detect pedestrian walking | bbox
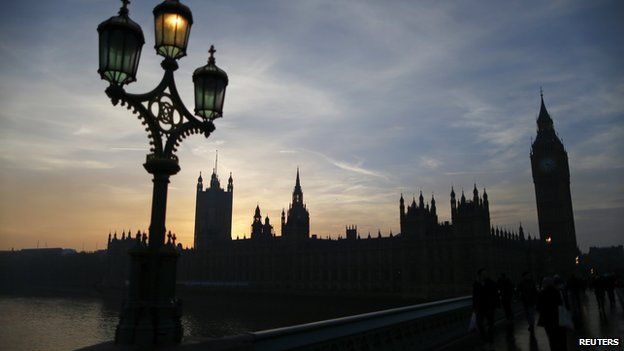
[604,273,616,308]
[537,276,568,351]
[518,271,538,333]
[473,268,499,346]
[498,273,514,321]
[593,274,607,318]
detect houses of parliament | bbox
[109,93,579,299]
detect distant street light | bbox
[97,0,228,346]
[544,235,553,274]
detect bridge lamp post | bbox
[97,0,228,345]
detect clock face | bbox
[539,158,556,173]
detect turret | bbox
[430,194,436,215]
[473,184,479,203]
[251,205,264,239]
[281,208,285,225]
[519,223,525,240]
[197,172,203,192]
[209,171,220,189]
[346,225,357,240]
[399,193,405,215]
[227,172,233,192]
[418,191,424,209]
[450,186,457,221]
[483,188,488,208]
[263,216,273,237]
[460,189,466,204]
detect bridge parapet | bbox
[189,296,474,351]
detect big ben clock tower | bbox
[530,90,578,272]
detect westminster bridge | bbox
[82,288,622,351]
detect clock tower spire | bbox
[530,90,577,273]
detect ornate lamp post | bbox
[97,0,228,345]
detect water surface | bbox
[0,291,418,350]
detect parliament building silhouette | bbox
[108,94,579,299]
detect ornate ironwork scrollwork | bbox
[105,64,215,161]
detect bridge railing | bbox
[186,295,476,351]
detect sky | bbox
[0,0,622,252]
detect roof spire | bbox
[213,150,218,175]
[296,166,300,187]
[537,88,553,131]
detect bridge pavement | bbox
[440,291,623,351]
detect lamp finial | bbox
[119,0,130,16]
[208,45,216,64]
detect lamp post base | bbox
[115,246,182,346]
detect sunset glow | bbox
[0,0,622,252]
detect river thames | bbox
[0,291,419,351]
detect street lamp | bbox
[153,0,193,60]
[97,0,228,346]
[193,45,228,119]
[97,0,144,85]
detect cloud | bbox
[303,149,388,179]
[0,0,622,251]
[420,157,441,170]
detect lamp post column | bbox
[148,173,170,249]
[115,156,182,346]
[145,157,181,250]
[98,1,229,346]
